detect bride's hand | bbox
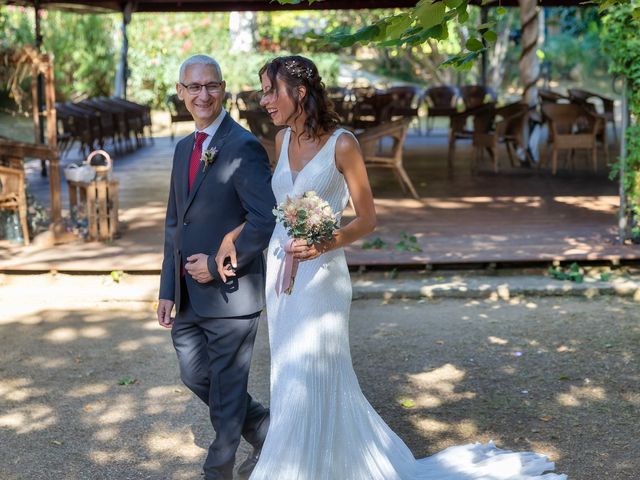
[292,238,333,262]
[215,234,238,282]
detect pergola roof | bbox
[1,0,586,13]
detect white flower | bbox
[201,147,219,172]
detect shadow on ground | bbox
[0,296,638,479]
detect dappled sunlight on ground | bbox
[0,288,638,478]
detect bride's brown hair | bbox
[259,55,341,142]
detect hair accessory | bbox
[284,60,313,80]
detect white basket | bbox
[64,163,96,183]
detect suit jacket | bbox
[159,114,276,317]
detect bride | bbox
[215,55,566,480]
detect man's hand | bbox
[185,253,214,283]
[157,299,175,329]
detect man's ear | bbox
[176,83,185,101]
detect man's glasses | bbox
[180,82,224,95]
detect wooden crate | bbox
[67,179,119,241]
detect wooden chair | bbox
[539,88,569,104]
[0,165,29,245]
[424,85,458,133]
[387,85,424,122]
[166,94,192,140]
[541,103,601,175]
[448,102,495,169]
[241,109,283,169]
[327,86,352,125]
[355,118,418,199]
[351,91,395,129]
[459,85,497,110]
[472,102,531,173]
[568,88,617,142]
[236,90,262,114]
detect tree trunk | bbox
[229,12,256,53]
[490,11,513,93]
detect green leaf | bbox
[477,21,497,30]
[386,15,413,40]
[362,237,388,250]
[482,30,498,43]
[444,0,464,7]
[466,38,484,51]
[496,6,507,15]
[118,377,138,386]
[400,398,416,408]
[416,1,447,30]
[110,270,124,283]
[456,4,469,23]
[353,25,383,44]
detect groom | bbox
[157,54,275,480]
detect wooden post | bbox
[618,77,628,243]
[44,55,62,223]
[108,180,119,242]
[86,183,98,241]
[30,64,40,143]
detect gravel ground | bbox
[0,278,638,479]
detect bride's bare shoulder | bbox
[335,130,361,155]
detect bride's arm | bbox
[293,133,376,261]
[214,222,246,282]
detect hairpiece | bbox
[284,60,313,80]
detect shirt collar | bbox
[196,109,227,138]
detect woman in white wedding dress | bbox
[215,55,566,480]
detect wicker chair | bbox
[568,88,617,142]
[459,85,497,110]
[355,118,418,199]
[166,94,193,140]
[472,102,531,173]
[541,103,601,175]
[241,109,283,169]
[424,85,458,134]
[539,88,570,104]
[0,165,29,245]
[236,90,262,114]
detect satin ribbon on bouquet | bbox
[276,238,299,296]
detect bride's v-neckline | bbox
[286,128,336,185]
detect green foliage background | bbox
[0,6,116,102]
[601,4,640,238]
[0,4,619,110]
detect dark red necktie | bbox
[182,131,208,278]
[189,131,208,191]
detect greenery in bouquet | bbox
[273,191,339,245]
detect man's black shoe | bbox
[237,447,261,479]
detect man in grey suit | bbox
[157,55,274,480]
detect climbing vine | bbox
[600,4,640,239]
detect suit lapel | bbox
[184,114,234,213]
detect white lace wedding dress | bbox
[250,127,567,480]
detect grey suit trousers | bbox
[171,286,269,479]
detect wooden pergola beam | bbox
[1,0,587,13]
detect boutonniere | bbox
[201,147,219,172]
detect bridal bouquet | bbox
[273,191,339,294]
